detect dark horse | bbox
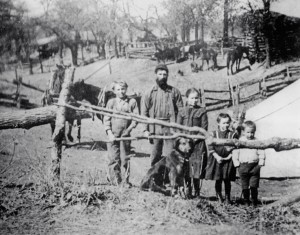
[41,65,109,143]
[226,46,253,75]
[200,48,218,71]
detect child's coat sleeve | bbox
[103,99,114,132]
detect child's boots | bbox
[242,189,251,206]
[250,187,259,206]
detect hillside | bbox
[1,56,300,234]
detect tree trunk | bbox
[70,45,78,66]
[181,24,186,43]
[195,21,199,42]
[101,43,105,57]
[59,42,63,59]
[114,36,119,58]
[51,67,75,181]
[38,55,43,73]
[201,17,205,43]
[96,44,101,57]
[81,43,84,62]
[265,37,271,68]
[29,58,33,75]
[186,25,190,42]
[263,0,272,68]
[223,0,229,47]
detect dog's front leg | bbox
[169,169,177,197]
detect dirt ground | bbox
[1,55,300,234]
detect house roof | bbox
[271,0,300,18]
[36,35,57,46]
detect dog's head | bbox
[174,137,194,155]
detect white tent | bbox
[246,79,300,178]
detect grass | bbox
[1,55,300,234]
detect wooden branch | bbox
[75,101,208,137]
[13,79,44,93]
[110,133,206,142]
[204,89,230,93]
[266,190,300,208]
[207,137,300,152]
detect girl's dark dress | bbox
[205,130,236,181]
[177,106,208,179]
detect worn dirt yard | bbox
[1,55,300,234]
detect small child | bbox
[232,121,265,206]
[177,88,208,198]
[205,113,236,204]
[104,81,139,187]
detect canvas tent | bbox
[246,79,300,178]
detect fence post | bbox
[260,77,267,98]
[232,85,240,106]
[200,88,206,107]
[286,66,291,81]
[108,58,112,74]
[50,67,75,182]
[227,77,233,106]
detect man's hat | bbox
[155,64,169,74]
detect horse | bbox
[200,48,218,71]
[226,46,252,75]
[42,65,107,143]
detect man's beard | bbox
[156,78,167,88]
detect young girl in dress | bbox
[205,113,236,204]
[177,88,208,197]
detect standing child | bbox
[205,113,236,204]
[104,81,139,187]
[232,121,265,206]
[177,88,208,198]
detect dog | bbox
[190,62,202,73]
[140,137,194,198]
[177,70,184,76]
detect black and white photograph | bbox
[1,0,300,234]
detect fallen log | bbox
[266,190,300,208]
[0,105,57,130]
[0,105,90,130]
[207,137,300,152]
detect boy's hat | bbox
[155,64,169,74]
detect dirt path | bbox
[1,57,300,234]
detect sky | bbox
[22,0,165,17]
[22,0,300,19]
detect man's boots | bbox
[242,189,251,206]
[250,187,259,206]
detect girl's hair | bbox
[241,120,256,131]
[185,88,200,98]
[112,81,128,90]
[217,113,231,123]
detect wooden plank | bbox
[239,78,260,88]
[203,89,230,93]
[205,97,231,102]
